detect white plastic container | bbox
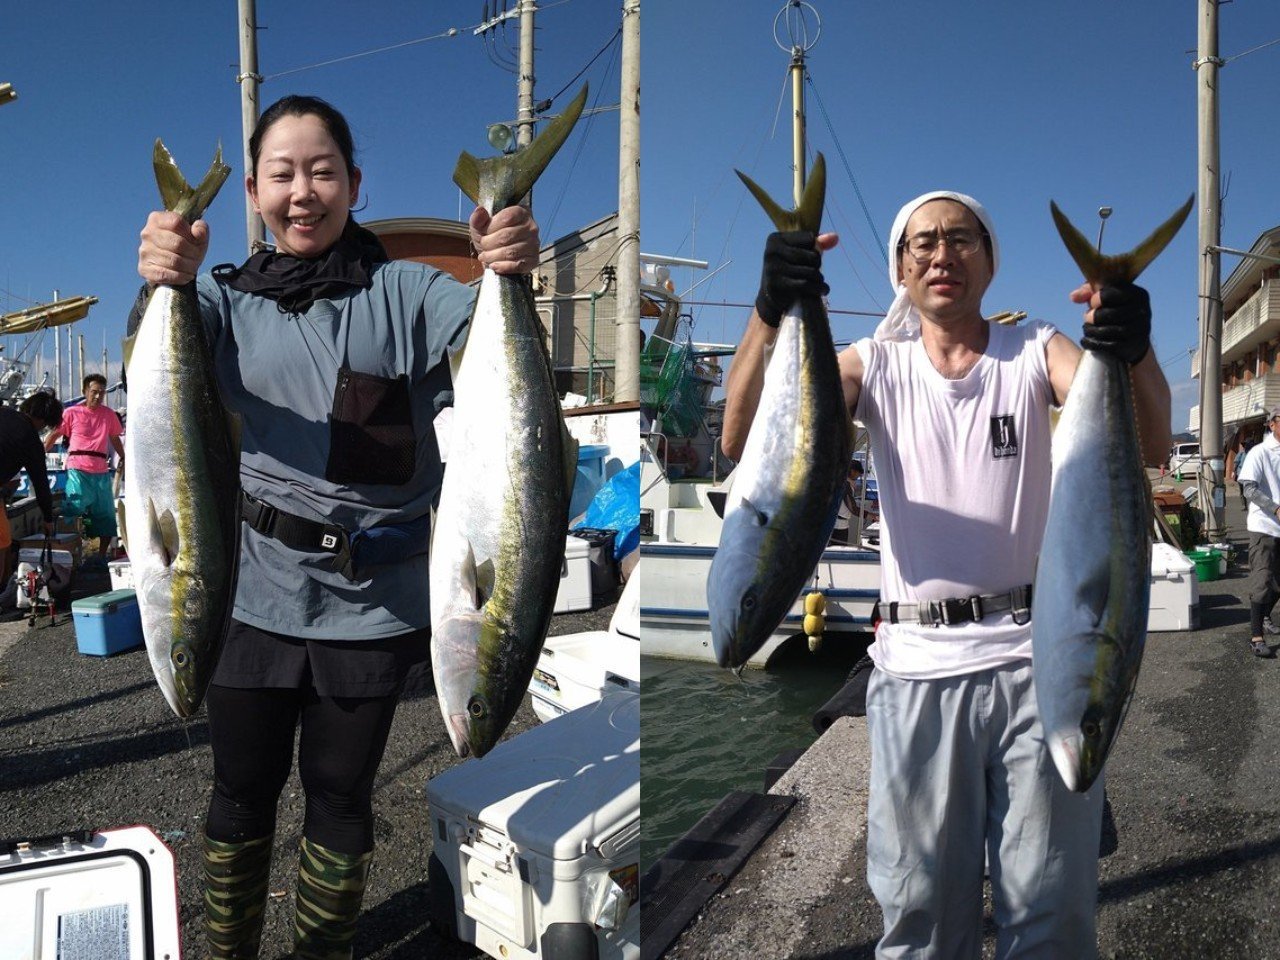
[426,689,640,960]
[1149,541,1199,632]
[108,559,134,591]
[554,536,593,614]
[0,826,180,960]
[532,576,640,723]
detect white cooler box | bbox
[554,535,593,614]
[0,826,180,960]
[529,632,641,722]
[427,689,640,960]
[1149,541,1199,632]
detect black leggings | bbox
[204,683,401,855]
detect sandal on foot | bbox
[1250,638,1275,659]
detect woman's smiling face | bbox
[248,113,361,258]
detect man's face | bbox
[1270,417,1280,441]
[84,383,105,408]
[896,200,993,325]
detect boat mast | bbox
[775,1,821,205]
[1195,0,1225,539]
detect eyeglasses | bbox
[898,228,988,262]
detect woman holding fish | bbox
[133,95,540,959]
[722,193,1174,957]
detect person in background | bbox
[1236,439,1254,508]
[0,391,62,583]
[43,373,123,567]
[1238,409,1280,657]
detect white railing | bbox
[1189,279,1280,377]
[1188,371,1280,432]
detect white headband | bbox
[874,191,999,342]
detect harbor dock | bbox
[654,497,1280,959]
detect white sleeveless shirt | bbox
[854,320,1057,679]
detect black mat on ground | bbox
[640,790,796,960]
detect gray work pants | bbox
[866,662,1104,959]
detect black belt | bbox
[240,490,352,569]
[873,584,1033,627]
[68,450,107,459]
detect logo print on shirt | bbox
[991,415,1019,459]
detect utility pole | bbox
[53,291,61,400]
[238,0,265,254]
[516,0,536,152]
[1195,0,1225,539]
[789,49,806,205]
[614,0,641,403]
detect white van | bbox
[1169,442,1200,477]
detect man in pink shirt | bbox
[44,373,124,566]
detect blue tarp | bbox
[573,461,640,560]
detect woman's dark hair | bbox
[250,95,357,178]
[20,391,63,429]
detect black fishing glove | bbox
[1081,281,1151,365]
[755,231,829,327]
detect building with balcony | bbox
[1188,224,1280,472]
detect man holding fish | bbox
[724,193,1172,956]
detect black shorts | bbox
[212,618,431,697]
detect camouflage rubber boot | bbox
[203,832,274,959]
[292,838,373,960]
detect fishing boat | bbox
[637,278,880,669]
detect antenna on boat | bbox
[773,1,821,205]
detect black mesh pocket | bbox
[325,368,416,486]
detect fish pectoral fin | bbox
[474,558,497,608]
[146,498,179,567]
[740,496,768,527]
[561,428,579,504]
[116,500,130,556]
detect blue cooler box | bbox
[72,589,143,656]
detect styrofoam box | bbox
[427,689,640,960]
[108,559,134,591]
[529,631,641,723]
[72,589,144,657]
[0,826,180,960]
[553,535,592,614]
[1149,541,1199,632]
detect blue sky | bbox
[642,1,1280,434]
[0,1,621,396]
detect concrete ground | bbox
[667,494,1280,959]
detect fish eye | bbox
[742,593,756,612]
[173,648,188,667]
[1082,719,1100,739]
[467,695,486,719]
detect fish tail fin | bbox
[153,139,231,223]
[734,153,827,234]
[1050,195,1194,284]
[452,84,589,211]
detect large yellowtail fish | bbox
[124,141,238,718]
[1035,196,1193,791]
[707,155,853,669]
[430,87,585,757]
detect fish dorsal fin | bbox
[734,153,827,235]
[452,85,589,212]
[146,498,179,567]
[153,140,231,224]
[1049,195,1194,284]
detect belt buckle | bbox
[969,595,984,622]
[939,598,969,626]
[248,497,276,534]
